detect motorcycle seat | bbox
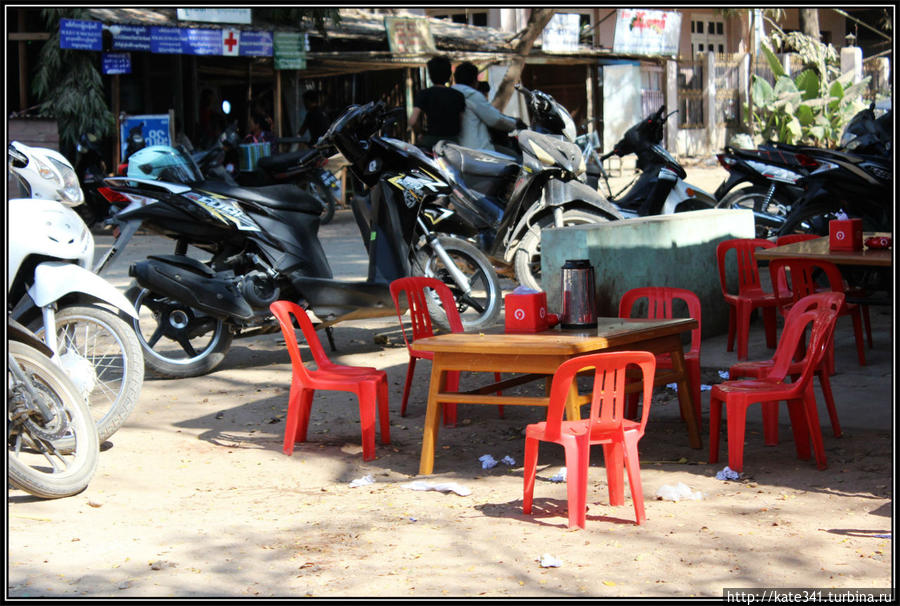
[434,141,519,180]
[257,149,318,175]
[199,181,323,214]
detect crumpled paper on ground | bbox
[538,553,563,568]
[404,481,471,497]
[349,474,375,488]
[715,466,741,481]
[655,482,704,502]
[479,454,516,469]
[550,468,567,483]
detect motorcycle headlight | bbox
[48,156,84,206]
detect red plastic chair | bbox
[618,287,702,428]
[390,276,502,427]
[708,293,843,472]
[523,351,656,529]
[716,238,786,361]
[729,292,844,446]
[769,258,869,367]
[269,301,390,462]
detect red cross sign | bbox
[222,29,239,56]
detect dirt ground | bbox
[7,166,893,598]
[6,313,893,598]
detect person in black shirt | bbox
[298,90,330,148]
[409,55,465,152]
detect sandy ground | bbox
[7,166,894,598]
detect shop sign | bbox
[613,9,682,56]
[179,27,224,55]
[273,32,306,70]
[384,17,436,54]
[239,31,273,57]
[109,24,152,52]
[59,18,102,51]
[119,114,171,161]
[102,52,132,75]
[542,13,581,52]
[149,26,184,54]
[176,8,252,25]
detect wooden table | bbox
[754,233,892,267]
[755,233,893,305]
[415,317,701,475]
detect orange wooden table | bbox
[415,317,701,475]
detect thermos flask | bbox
[560,259,597,328]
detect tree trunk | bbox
[799,8,821,41]
[491,9,556,110]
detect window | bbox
[691,14,725,56]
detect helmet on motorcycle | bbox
[126,145,204,185]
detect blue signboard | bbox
[102,52,132,75]
[59,19,103,51]
[150,27,183,54]
[179,27,223,55]
[109,24,152,52]
[120,114,171,160]
[239,31,274,57]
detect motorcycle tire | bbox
[8,341,100,499]
[513,209,615,292]
[125,283,234,379]
[301,178,337,225]
[716,185,793,239]
[30,304,144,448]
[414,235,503,332]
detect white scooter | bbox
[8,141,144,445]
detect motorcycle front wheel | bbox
[513,209,615,292]
[8,341,99,499]
[716,185,792,239]
[31,304,144,448]
[414,235,502,332]
[125,284,234,379]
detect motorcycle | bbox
[775,148,893,237]
[8,316,100,499]
[192,123,340,225]
[591,106,717,219]
[431,84,626,292]
[8,141,145,445]
[92,133,500,378]
[714,103,892,238]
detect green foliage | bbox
[746,35,870,148]
[32,8,114,156]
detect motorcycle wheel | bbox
[414,235,502,332]
[301,178,337,225]
[30,305,144,448]
[513,209,614,292]
[8,341,99,499]
[125,284,234,379]
[716,185,792,239]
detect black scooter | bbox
[95,124,499,378]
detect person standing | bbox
[408,55,465,152]
[244,111,275,144]
[298,90,330,148]
[452,61,524,153]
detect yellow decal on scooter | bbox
[186,192,260,232]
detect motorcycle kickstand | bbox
[325,326,337,352]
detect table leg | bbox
[418,359,447,475]
[669,347,702,449]
[565,382,581,421]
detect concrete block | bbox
[541,209,756,337]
